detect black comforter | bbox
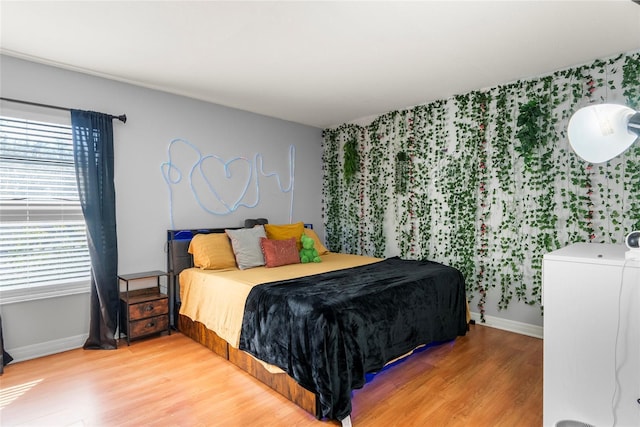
[238,257,467,421]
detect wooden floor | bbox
[0,324,542,426]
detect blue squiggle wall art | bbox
[161,138,295,229]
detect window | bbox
[0,116,91,303]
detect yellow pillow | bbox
[188,233,237,270]
[303,229,329,255]
[264,222,305,250]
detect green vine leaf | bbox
[515,98,547,166]
[343,137,359,184]
[322,51,640,321]
[395,151,410,194]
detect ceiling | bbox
[1,1,639,129]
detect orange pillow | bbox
[188,233,237,270]
[264,222,305,250]
[303,229,329,255]
[260,237,300,268]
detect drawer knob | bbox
[144,304,154,311]
[146,321,155,328]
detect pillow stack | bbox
[187,222,329,270]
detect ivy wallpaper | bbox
[321,51,640,323]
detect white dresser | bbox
[543,243,640,427]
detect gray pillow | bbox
[225,226,267,270]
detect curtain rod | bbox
[0,97,127,123]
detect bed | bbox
[167,222,468,425]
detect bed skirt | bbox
[178,314,318,417]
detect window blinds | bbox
[0,116,91,293]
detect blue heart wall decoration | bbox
[161,138,295,229]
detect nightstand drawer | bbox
[128,297,168,321]
[118,271,170,345]
[129,315,169,338]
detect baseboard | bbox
[4,315,541,363]
[469,312,543,339]
[6,334,88,363]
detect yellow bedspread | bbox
[179,252,381,348]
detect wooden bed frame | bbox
[177,313,318,416]
[167,225,469,424]
[167,227,321,418]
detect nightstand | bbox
[119,270,170,345]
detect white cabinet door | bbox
[543,243,640,427]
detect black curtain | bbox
[1,315,13,373]
[71,110,118,349]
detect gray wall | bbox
[0,55,323,360]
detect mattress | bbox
[179,252,381,348]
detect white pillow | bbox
[225,226,267,270]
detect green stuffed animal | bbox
[299,234,321,263]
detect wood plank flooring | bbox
[0,324,542,426]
